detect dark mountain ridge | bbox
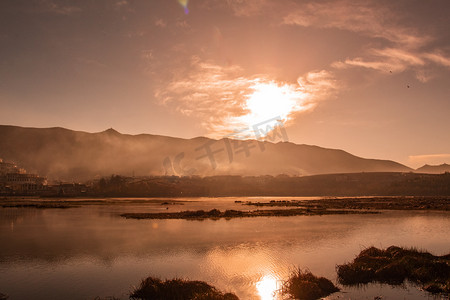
[0,125,412,180]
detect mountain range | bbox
[0,125,419,181]
[416,163,450,174]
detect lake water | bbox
[0,197,449,299]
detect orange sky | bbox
[0,0,449,168]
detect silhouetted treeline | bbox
[90,172,450,197]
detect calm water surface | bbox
[0,197,449,299]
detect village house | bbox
[0,158,47,195]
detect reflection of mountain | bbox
[0,125,411,181]
[416,164,450,174]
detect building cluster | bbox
[0,158,88,196]
[0,158,47,195]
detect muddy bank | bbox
[0,203,76,209]
[0,198,185,209]
[244,196,450,210]
[120,208,378,220]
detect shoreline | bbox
[243,196,450,211]
[120,208,378,220]
[1,196,449,217]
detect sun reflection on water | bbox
[256,275,279,300]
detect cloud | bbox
[141,50,154,61]
[154,57,338,137]
[76,58,107,68]
[224,0,270,17]
[155,57,254,135]
[372,48,425,66]
[41,0,81,15]
[414,69,435,83]
[114,0,128,9]
[283,0,428,48]
[175,20,190,28]
[155,18,167,28]
[283,0,450,81]
[332,48,425,73]
[222,0,450,86]
[146,0,448,140]
[151,0,446,138]
[332,48,450,76]
[424,52,450,68]
[296,70,338,108]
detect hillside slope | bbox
[0,125,412,180]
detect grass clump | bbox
[336,246,450,294]
[129,277,239,300]
[282,268,339,300]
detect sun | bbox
[256,274,279,300]
[235,80,306,134]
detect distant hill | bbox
[416,164,450,174]
[0,125,412,181]
[91,172,450,197]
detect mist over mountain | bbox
[0,125,412,181]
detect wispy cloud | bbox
[155,56,251,134]
[283,0,428,48]
[332,47,450,82]
[41,0,81,15]
[224,0,270,17]
[283,0,450,81]
[114,0,128,9]
[332,48,426,73]
[295,70,338,112]
[154,18,167,28]
[76,58,107,68]
[424,52,450,68]
[155,57,338,136]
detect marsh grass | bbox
[129,277,239,300]
[336,246,450,294]
[282,268,339,300]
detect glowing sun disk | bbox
[237,81,305,131]
[256,275,278,300]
